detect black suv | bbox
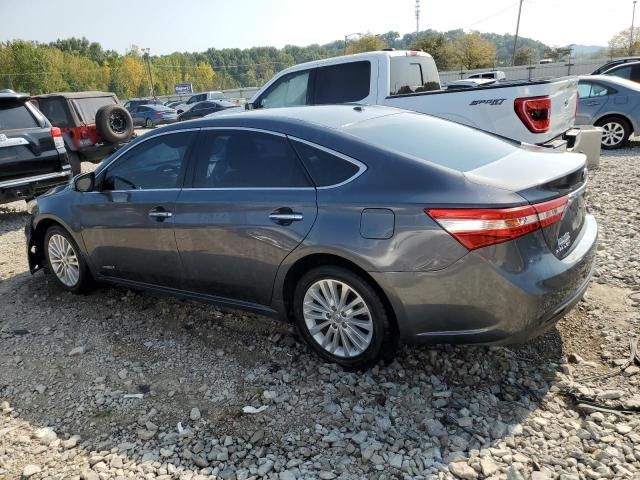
[0,91,72,205]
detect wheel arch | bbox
[594,112,636,135]
[278,252,400,339]
[30,216,88,273]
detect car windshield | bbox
[72,96,117,123]
[343,112,518,171]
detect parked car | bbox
[123,98,160,111]
[246,50,597,165]
[591,56,640,75]
[25,105,597,369]
[466,70,506,81]
[174,91,226,114]
[575,75,640,149]
[177,100,238,120]
[165,101,182,109]
[0,91,72,205]
[130,104,178,128]
[34,92,134,175]
[599,61,640,83]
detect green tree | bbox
[411,34,456,70]
[345,35,387,55]
[513,47,537,66]
[452,32,496,69]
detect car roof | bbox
[0,92,30,104]
[36,91,116,99]
[602,61,640,73]
[580,74,640,90]
[167,105,406,132]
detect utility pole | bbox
[631,0,638,55]
[415,0,421,35]
[511,0,524,66]
[142,48,155,98]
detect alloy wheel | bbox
[303,279,373,358]
[601,121,625,147]
[47,234,80,287]
[109,111,127,134]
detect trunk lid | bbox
[465,146,587,258]
[538,76,578,142]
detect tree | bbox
[513,47,537,66]
[543,46,572,62]
[411,34,457,70]
[608,27,640,57]
[345,35,387,55]
[452,32,496,69]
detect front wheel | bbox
[293,266,394,369]
[597,117,631,149]
[44,226,92,293]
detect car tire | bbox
[95,104,134,144]
[67,151,81,176]
[596,116,631,149]
[145,118,153,128]
[293,266,394,369]
[44,226,92,294]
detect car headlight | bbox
[26,198,38,215]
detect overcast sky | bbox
[0,0,632,54]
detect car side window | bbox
[102,132,195,191]
[313,61,371,104]
[258,70,310,109]
[191,130,310,188]
[579,83,609,98]
[291,141,361,187]
[578,83,592,98]
[632,65,640,82]
[608,66,631,80]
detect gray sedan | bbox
[576,75,640,149]
[25,105,597,369]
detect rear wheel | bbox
[293,266,393,369]
[596,116,631,149]
[145,118,153,128]
[44,226,92,293]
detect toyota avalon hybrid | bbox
[25,105,597,369]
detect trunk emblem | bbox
[556,232,571,254]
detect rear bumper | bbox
[0,168,72,205]
[155,117,178,125]
[374,214,598,345]
[541,127,602,169]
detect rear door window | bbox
[313,61,371,104]
[191,130,310,188]
[291,141,361,187]
[0,104,39,130]
[39,98,70,127]
[608,66,632,80]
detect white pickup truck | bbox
[247,50,599,158]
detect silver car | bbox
[576,75,640,149]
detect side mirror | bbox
[245,102,254,111]
[74,172,95,192]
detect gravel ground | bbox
[0,147,639,480]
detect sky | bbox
[0,0,633,54]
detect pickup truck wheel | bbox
[95,104,133,144]
[67,151,81,176]
[44,226,92,293]
[596,117,630,149]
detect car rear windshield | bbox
[389,56,441,96]
[72,96,116,123]
[0,104,38,130]
[343,112,518,171]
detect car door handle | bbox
[148,208,173,220]
[586,101,600,106]
[269,213,303,222]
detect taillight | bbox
[50,127,65,149]
[155,111,163,116]
[514,96,550,133]
[426,196,568,250]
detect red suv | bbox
[34,92,134,174]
